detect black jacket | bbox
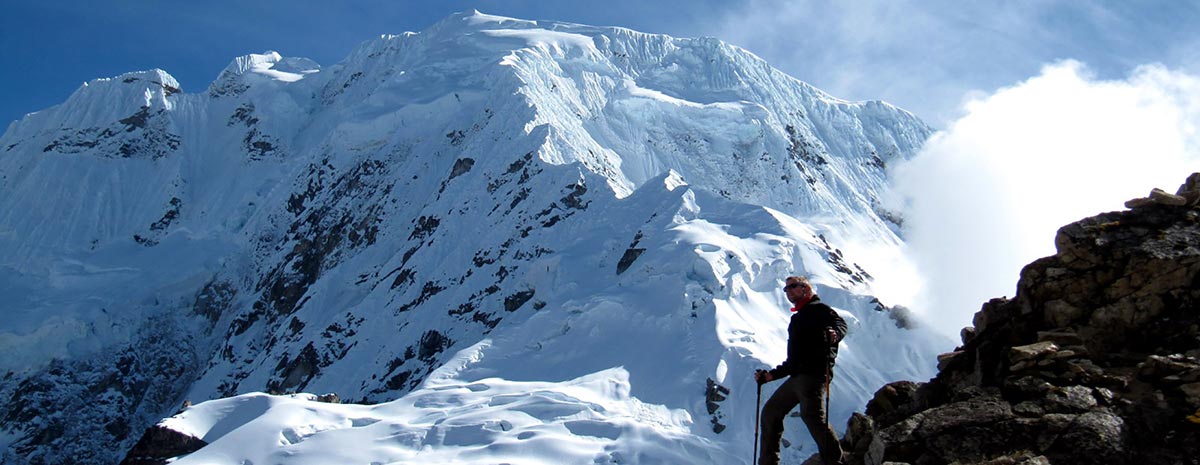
[769,296,848,378]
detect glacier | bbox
[0,11,949,465]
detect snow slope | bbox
[148,174,948,465]
[0,11,945,465]
[163,369,735,465]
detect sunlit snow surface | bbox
[166,368,736,465]
[156,178,948,464]
[0,10,945,465]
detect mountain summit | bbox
[0,11,942,464]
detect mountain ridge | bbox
[0,11,943,464]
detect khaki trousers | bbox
[759,373,843,465]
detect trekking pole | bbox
[753,380,762,465]
[824,366,832,424]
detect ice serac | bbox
[0,11,943,465]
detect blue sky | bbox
[2,1,1197,128]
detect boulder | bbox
[1149,188,1187,206]
[1010,341,1059,363]
[1125,197,1155,208]
[1177,172,1200,205]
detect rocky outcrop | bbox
[118,425,206,465]
[1124,173,1200,208]
[843,174,1200,465]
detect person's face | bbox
[784,279,812,304]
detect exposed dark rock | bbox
[243,128,280,160]
[390,266,416,291]
[1,317,201,465]
[209,73,250,98]
[272,343,321,392]
[449,301,476,317]
[619,249,648,274]
[118,106,153,130]
[842,174,1200,465]
[706,378,731,433]
[136,197,184,247]
[616,247,645,275]
[192,279,236,323]
[417,330,451,361]
[617,231,646,275]
[289,317,306,336]
[409,215,441,241]
[865,151,886,170]
[504,289,536,312]
[506,152,531,174]
[473,249,497,267]
[510,187,530,210]
[384,370,414,391]
[821,239,872,284]
[149,197,182,232]
[449,157,475,179]
[117,77,181,97]
[472,310,502,330]
[396,281,446,313]
[255,158,387,325]
[561,181,589,210]
[133,234,158,246]
[118,424,207,465]
[785,124,827,167]
[228,103,259,126]
[42,106,180,159]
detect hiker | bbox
[754,276,848,465]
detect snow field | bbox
[166,367,737,465]
[162,175,948,464]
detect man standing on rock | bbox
[755,276,848,465]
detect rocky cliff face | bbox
[842,174,1200,465]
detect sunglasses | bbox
[784,282,807,291]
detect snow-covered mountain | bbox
[0,11,947,465]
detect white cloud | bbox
[891,61,1200,339]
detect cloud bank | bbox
[891,61,1200,339]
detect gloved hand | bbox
[754,369,773,385]
[825,328,841,344]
